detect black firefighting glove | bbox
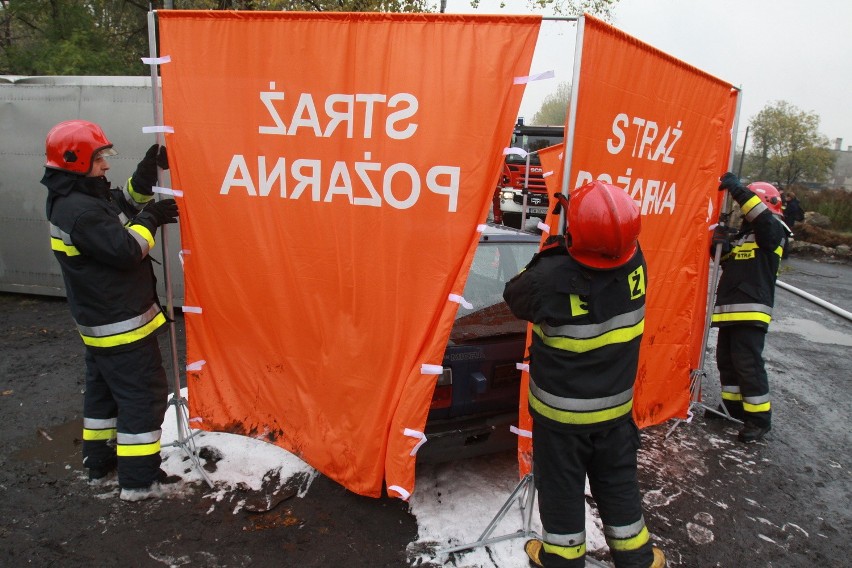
[136,198,179,228]
[718,171,753,205]
[131,144,169,196]
[718,172,741,193]
[712,224,735,249]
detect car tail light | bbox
[430,368,453,410]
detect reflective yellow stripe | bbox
[126,177,155,206]
[607,526,650,552]
[80,311,166,348]
[83,428,116,441]
[774,245,783,258]
[117,440,161,457]
[529,390,633,425]
[721,391,742,402]
[533,320,644,354]
[128,223,155,249]
[741,195,766,221]
[743,401,771,413]
[51,237,80,256]
[543,541,586,561]
[711,312,772,324]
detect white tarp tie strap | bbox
[178,249,190,268]
[153,186,184,197]
[449,294,473,310]
[476,224,486,233]
[514,70,555,84]
[189,417,203,424]
[142,125,175,134]
[387,485,411,501]
[510,425,533,438]
[186,360,206,372]
[516,362,530,372]
[538,222,550,234]
[183,306,203,314]
[504,147,528,158]
[141,55,171,65]
[403,428,427,456]
[421,364,443,375]
[542,170,554,178]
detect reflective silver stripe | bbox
[127,226,151,255]
[543,529,585,546]
[124,178,154,208]
[118,212,130,225]
[76,303,162,338]
[604,516,646,539]
[539,306,645,340]
[117,430,162,445]
[713,303,773,317]
[743,394,770,405]
[742,195,767,221]
[49,223,74,245]
[84,417,117,430]
[721,385,741,395]
[530,378,633,412]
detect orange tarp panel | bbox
[515,15,735,475]
[566,15,735,427]
[156,10,541,498]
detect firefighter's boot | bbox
[524,539,545,567]
[738,423,771,443]
[649,546,667,567]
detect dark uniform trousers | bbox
[716,325,771,428]
[83,336,169,488]
[533,419,653,568]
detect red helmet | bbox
[566,181,641,269]
[45,120,116,175]
[747,181,783,216]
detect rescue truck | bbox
[493,119,564,229]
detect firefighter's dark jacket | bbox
[503,239,647,432]
[41,169,167,351]
[712,184,788,331]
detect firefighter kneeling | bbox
[503,181,665,568]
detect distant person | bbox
[41,120,179,501]
[783,191,805,231]
[503,181,665,568]
[711,173,790,443]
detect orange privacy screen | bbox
[516,16,735,475]
[156,11,540,498]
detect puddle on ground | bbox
[11,418,84,478]
[772,317,852,346]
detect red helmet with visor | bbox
[747,181,783,216]
[45,120,116,175]
[565,181,641,269]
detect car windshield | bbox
[505,133,561,165]
[450,240,538,343]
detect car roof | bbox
[479,223,542,243]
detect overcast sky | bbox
[444,0,852,151]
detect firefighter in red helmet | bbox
[504,181,665,568]
[710,173,790,443]
[41,119,180,501]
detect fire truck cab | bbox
[494,120,564,229]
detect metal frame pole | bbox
[667,88,745,436]
[146,9,213,487]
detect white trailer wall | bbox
[0,76,183,304]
